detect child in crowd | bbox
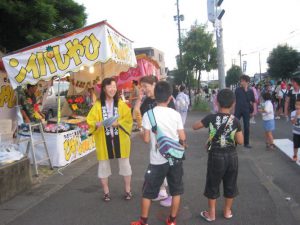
[290,99,300,162]
[259,93,276,149]
[192,89,243,222]
[131,81,186,225]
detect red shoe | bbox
[131,220,148,225]
[292,155,298,162]
[166,218,176,225]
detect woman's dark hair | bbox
[100,77,119,106]
[139,75,158,85]
[217,89,235,108]
[262,92,272,101]
[132,80,138,85]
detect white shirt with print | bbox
[142,106,184,165]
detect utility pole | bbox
[259,52,262,81]
[176,0,183,65]
[207,0,226,89]
[239,50,242,69]
[215,20,225,89]
[174,0,191,105]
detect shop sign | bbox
[63,130,95,161]
[3,24,136,89]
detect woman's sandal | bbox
[124,191,133,200]
[200,211,215,222]
[103,193,111,202]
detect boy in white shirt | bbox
[131,81,186,225]
[259,92,275,149]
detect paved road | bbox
[1,112,300,225]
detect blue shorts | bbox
[263,119,275,131]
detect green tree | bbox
[181,23,217,91]
[226,65,242,87]
[267,44,300,79]
[0,0,87,52]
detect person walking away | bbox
[290,99,300,162]
[86,78,133,202]
[134,76,176,207]
[274,81,282,119]
[210,89,218,113]
[285,77,300,122]
[130,80,139,111]
[192,89,243,222]
[234,75,255,148]
[259,93,275,149]
[131,81,186,225]
[277,82,288,117]
[130,80,140,131]
[175,85,190,125]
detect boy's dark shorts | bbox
[204,149,239,199]
[142,162,184,199]
[293,134,300,148]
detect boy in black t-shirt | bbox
[192,89,244,222]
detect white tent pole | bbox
[57,77,61,133]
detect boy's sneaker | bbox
[166,218,176,225]
[160,196,172,207]
[130,220,148,225]
[292,155,298,162]
[152,193,168,201]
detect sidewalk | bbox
[1,111,300,225]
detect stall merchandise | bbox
[0,144,24,166]
[1,21,137,167]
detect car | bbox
[42,81,70,120]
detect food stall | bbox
[1,21,137,167]
[116,54,161,102]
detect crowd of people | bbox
[84,74,299,225]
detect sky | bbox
[75,0,300,81]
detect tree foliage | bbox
[267,44,300,79]
[226,65,242,87]
[0,0,87,52]
[181,24,217,90]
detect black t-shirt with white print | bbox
[201,113,242,150]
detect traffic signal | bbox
[207,0,225,23]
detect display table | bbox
[19,129,95,167]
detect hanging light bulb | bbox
[80,65,85,71]
[89,66,94,73]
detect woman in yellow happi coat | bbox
[87,78,133,202]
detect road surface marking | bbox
[274,139,300,166]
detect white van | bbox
[42,81,70,119]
